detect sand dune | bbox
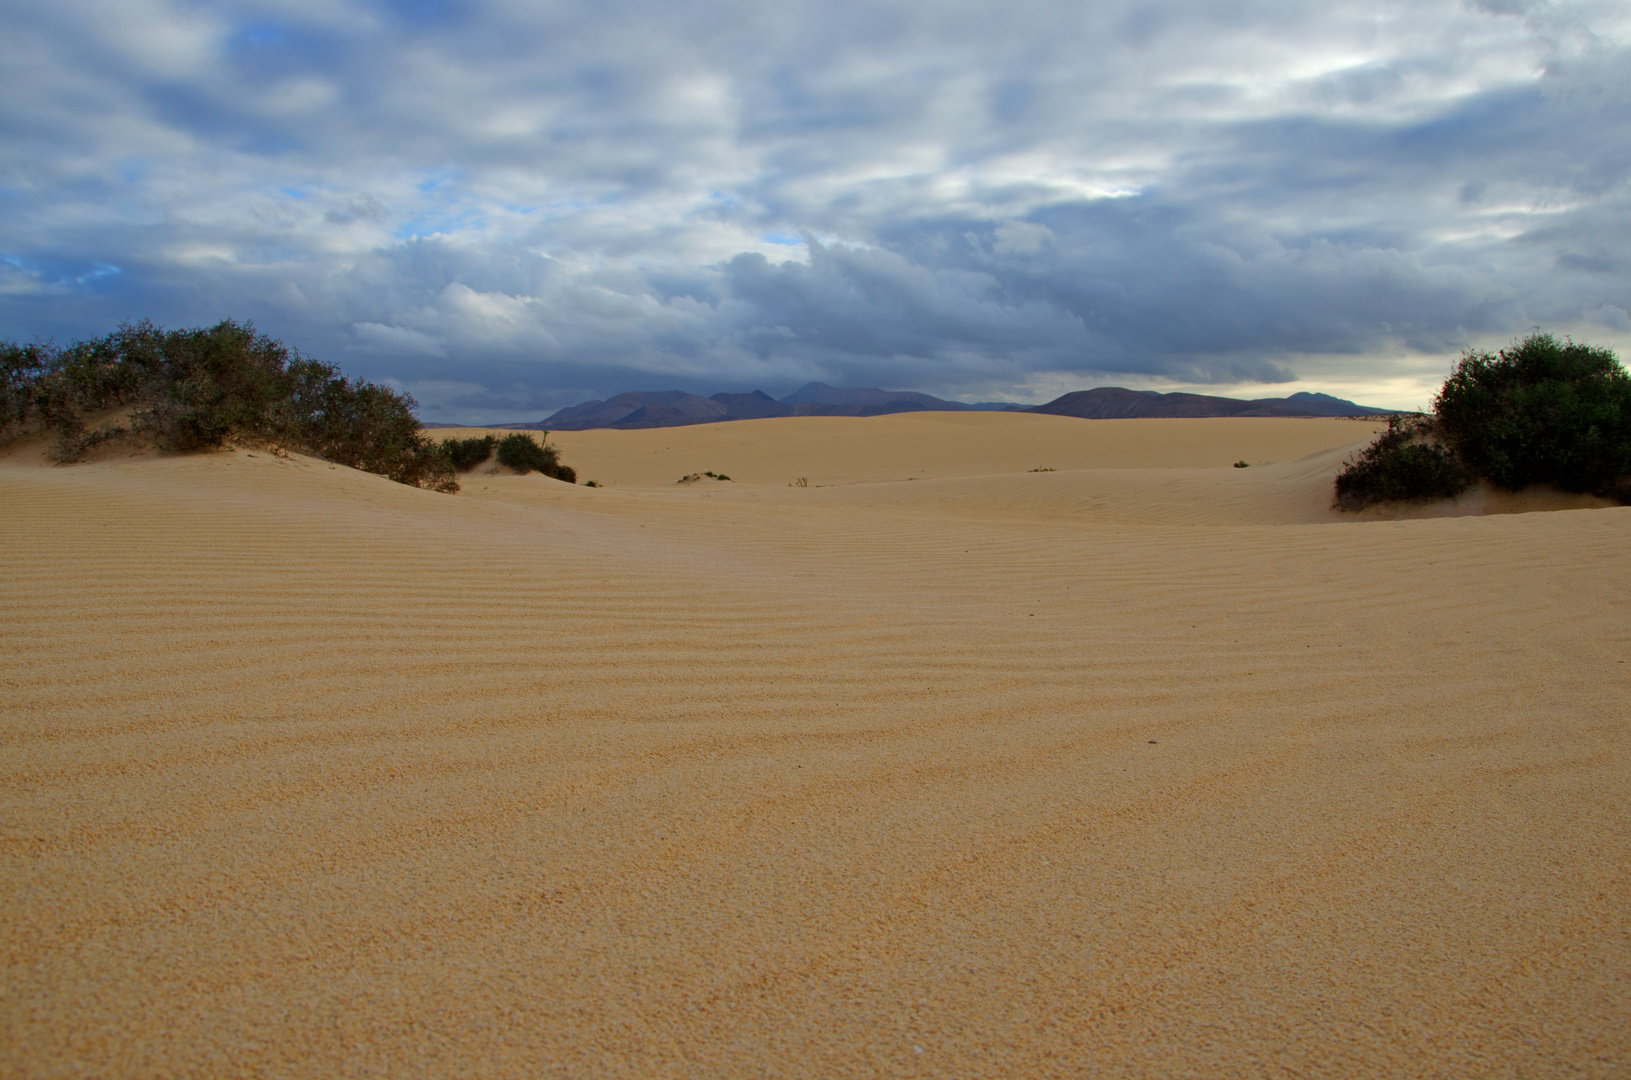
[3,414,1629,1078]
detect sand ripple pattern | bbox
[3,420,1629,1078]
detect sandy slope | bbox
[3,415,1628,1078]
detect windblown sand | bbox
[3,412,1628,1078]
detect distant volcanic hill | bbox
[497,384,1393,431]
[536,390,730,430]
[1254,391,1402,417]
[1027,388,1397,420]
[530,383,995,430]
[776,383,972,416]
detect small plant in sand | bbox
[1,319,459,492]
[791,476,809,487]
[496,432,576,482]
[1029,466,1056,472]
[1335,332,1631,509]
[1233,460,1250,468]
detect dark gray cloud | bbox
[2,0,1628,418]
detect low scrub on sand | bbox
[2,320,460,491]
[440,435,498,471]
[1335,333,1631,509]
[1334,415,1472,510]
[495,432,576,483]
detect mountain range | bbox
[1029,388,1396,419]
[493,383,1397,430]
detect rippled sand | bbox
[4,413,1628,1078]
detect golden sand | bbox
[3,413,1628,1077]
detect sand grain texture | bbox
[3,413,1629,1078]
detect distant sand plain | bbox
[3,411,1628,1078]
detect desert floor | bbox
[3,412,1628,1078]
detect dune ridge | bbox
[3,413,1628,1078]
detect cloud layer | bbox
[3,0,1629,417]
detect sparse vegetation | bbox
[1233,460,1250,468]
[1335,333,1631,509]
[496,432,576,482]
[792,476,808,487]
[1029,466,1056,472]
[1,319,460,491]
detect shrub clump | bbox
[441,435,498,471]
[2,319,457,492]
[1434,333,1631,496]
[1333,414,1472,510]
[496,432,576,482]
[1335,332,1631,509]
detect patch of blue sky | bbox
[5,257,126,289]
[235,132,303,156]
[377,0,467,29]
[78,264,122,284]
[238,247,309,264]
[416,171,464,193]
[539,198,595,218]
[280,186,309,200]
[232,23,284,47]
[762,231,804,246]
[392,210,482,240]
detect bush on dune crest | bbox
[0,320,468,492]
[440,435,498,471]
[437,432,576,482]
[1335,333,1631,509]
[496,432,576,483]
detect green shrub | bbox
[2,343,49,437]
[0,319,459,492]
[440,435,497,471]
[1334,414,1472,510]
[496,432,576,482]
[134,321,296,453]
[1334,332,1631,509]
[288,366,453,489]
[1434,333,1631,495]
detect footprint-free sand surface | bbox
[4,412,1628,1078]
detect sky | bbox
[3,0,1629,419]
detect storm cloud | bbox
[3,0,1628,417]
